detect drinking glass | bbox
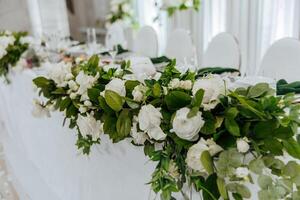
[86,28,97,55]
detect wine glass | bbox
[86,28,97,55]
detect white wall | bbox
[0,0,31,32]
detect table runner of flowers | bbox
[32,54,300,200]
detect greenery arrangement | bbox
[162,0,201,16]
[0,31,29,82]
[33,55,300,200]
[106,0,135,27]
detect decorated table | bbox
[1,31,300,200]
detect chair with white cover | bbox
[134,26,158,57]
[105,22,127,50]
[259,38,300,82]
[165,29,194,65]
[202,32,240,69]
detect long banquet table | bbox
[0,68,157,200]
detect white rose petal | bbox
[130,120,148,145]
[77,114,103,140]
[47,61,72,87]
[79,106,87,113]
[235,167,249,178]
[138,104,166,140]
[132,84,147,102]
[237,137,250,153]
[105,78,126,97]
[172,107,204,141]
[130,57,157,83]
[75,71,99,101]
[192,75,225,111]
[186,138,223,172]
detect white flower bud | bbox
[237,137,250,153]
[79,106,87,113]
[84,100,92,107]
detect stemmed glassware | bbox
[86,28,97,55]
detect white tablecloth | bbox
[0,69,156,200]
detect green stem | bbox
[198,185,218,200]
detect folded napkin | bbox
[197,67,240,76]
[100,44,129,56]
[276,79,300,95]
[150,56,171,64]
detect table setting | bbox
[0,28,300,200]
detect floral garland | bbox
[162,0,200,16]
[33,55,300,200]
[0,31,29,82]
[106,0,135,27]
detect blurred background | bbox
[1,0,300,76]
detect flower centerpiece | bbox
[0,31,42,82]
[162,0,200,16]
[106,0,135,27]
[33,55,300,200]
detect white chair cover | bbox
[259,38,300,82]
[165,29,194,64]
[202,32,240,69]
[124,27,134,51]
[105,22,127,50]
[134,26,158,57]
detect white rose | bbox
[186,138,223,172]
[192,75,225,111]
[138,104,166,140]
[130,57,157,83]
[132,84,147,102]
[237,137,250,153]
[122,3,131,12]
[47,61,72,87]
[32,99,50,118]
[168,78,180,89]
[105,78,126,97]
[171,107,205,141]
[169,79,192,90]
[79,106,87,113]
[75,71,99,101]
[235,167,249,178]
[0,35,15,48]
[0,47,7,59]
[130,118,148,145]
[68,80,78,91]
[77,114,103,140]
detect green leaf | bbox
[274,126,294,139]
[258,175,273,189]
[98,96,114,114]
[201,112,217,135]
[253,120,277,139]
[225,118,240,136]
[116,109,132,139]
[187,106,199,118]
[283,161,300,178]
[152,83,161,97]
[226,107,239,118]
[125,80,139,93]
[192,89,204,107]
[33,77,50,88]
[87,88,101,103]
[283,138,300,159]
[125,98,140,109]
[217,178,228,199]
[59,97,71,111]
[87,55,99,68]
[201,151,214,175]
[52,88,66,95]
[249,158,265,174]
[248,83,270,98]
[263,138,283,155]
[226,183,251,198]
[165,91,192,110]
[202,174,220,200]
[105,90,123,112]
